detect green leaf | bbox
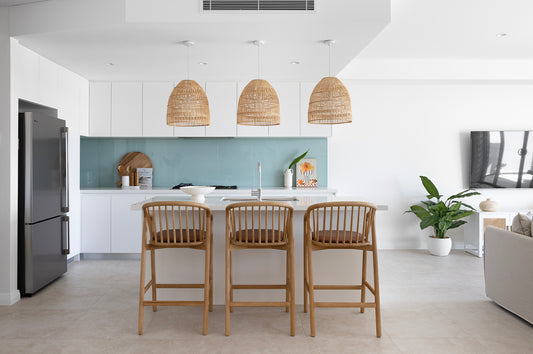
[449,220,467,229]
[420,215,440,229]
[460,202,476,211]
[288,149,309,170]
[420,176,441,199]
[409,205,431,219]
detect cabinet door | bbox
[111,82,143,137]
[269,82,300,137]
[142,82,175,137]
[81,194,111,253]
[300,82,332,137]
[89,82,111,136]
[174,81,207,137]
[111,195,144,253]
[205,82,237,137]
[236,81,269,137]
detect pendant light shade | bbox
[237,79,280,126]
[308,76,352,124]
[167,80,210,126]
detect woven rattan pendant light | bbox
[237,40,280,126]
[308,40,352,124]
[167,41,210,127]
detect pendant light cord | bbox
[328,42,332,77]
[257,42,261,79]
[187,44,190,80]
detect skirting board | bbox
[0,290,21,306]
[81,253,141,260]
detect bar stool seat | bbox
[138,201,213,335]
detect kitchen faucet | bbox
[251,161,262,201]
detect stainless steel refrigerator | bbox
[18,112,70,296]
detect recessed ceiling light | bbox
[106,62,115,66]
[198,62,208,66]
[496,33,508,37]
[290,61,301,65]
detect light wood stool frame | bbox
[303,201,381,337]
[225,201,295,336]
[138,201,213,335]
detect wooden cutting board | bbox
[116,152,153,187]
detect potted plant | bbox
[406,176,480,256]
[284,149,309,188]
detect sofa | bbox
[484,226,533,324]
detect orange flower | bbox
[297,179,304,185]
[299,162,314,173]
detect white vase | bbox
[479,198,499,212]
[284,169,293,189]
[427,236,452,256]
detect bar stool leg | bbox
[303,233,308,313]
[307,243,317,337]
[289,241,295,336]
[150,249,157,312]
[372,248,382,338]
[361,250,367,313]
[225,246,231,336]
[285,249,290,313]
[229,251,234,313]
[138,246,146,335]
[202,243,211,335]
[209,235,213,312]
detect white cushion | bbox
[511,213,531,236]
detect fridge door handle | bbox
[60,127,69,212]
[61,215,70,255]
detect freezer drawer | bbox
[20,216,68,295]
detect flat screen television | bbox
[471,131,533,188]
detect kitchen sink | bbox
[220,196,299,202]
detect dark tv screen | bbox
[471,131,533,188]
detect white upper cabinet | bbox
[205,82,237,137]
[142,82,174,137]
[236,81,269,137]
[87,81,332,138]
[269,82,300,137]
[174,81,207,137]
[300,82,332,137]
[111,82,143,137]
[89,82,111,136]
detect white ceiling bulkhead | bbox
[7,0,391,81]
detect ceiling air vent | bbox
[202,1,315,11]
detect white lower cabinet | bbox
[111,195,144,253]
[81,193,145,254]
[81,194,111,253]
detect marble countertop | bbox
[81,187,337,196]
[131,195,388,212]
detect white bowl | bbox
[180,186,215,202]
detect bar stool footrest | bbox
[314,302,377,308]
[231,301,290,307]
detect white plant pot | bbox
[427,236,452,256]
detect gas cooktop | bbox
[171,183,237,190]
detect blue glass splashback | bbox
[80,137,327,188]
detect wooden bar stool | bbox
[138,201,213,335]
[225,201,295,336]
[303,201,381,337]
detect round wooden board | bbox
[116,152,153,186]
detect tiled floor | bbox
[1,250,531,353]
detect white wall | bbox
[0,40,88,305]
[329,81,533,249]
[0,7,19,306]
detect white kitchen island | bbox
[129,193,387,305]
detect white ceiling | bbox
[9,0,390,81]
[357,0,533,60]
